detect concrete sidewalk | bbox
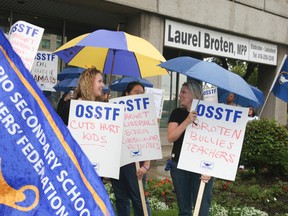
[147,128,172,180]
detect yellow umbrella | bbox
[54,29,167,78]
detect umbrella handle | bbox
[107,49,116,94]
[192,89,204,126]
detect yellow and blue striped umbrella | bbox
[54,29,167,78]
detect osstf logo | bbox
[130,150,142,157]
[200,161,214,170]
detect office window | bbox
[41,39,50,49]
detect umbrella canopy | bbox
[110,77,153,92]
[54,29,168,78]
[54,78,78,92]
[57,67,85,81]
[159,56,258,104]
[218,85,264,109]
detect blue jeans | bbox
[111,164,152,216]
[170,160,213,216]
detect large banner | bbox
[178,100,248,181]
[0,30,114,215]
[8,20,44,71]
[68,100,124,179]
[110,94,163,166]
[31,51,58,92]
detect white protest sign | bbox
[145,87,165,119]
[178,100,248,181]
[68,100,124,179]
[8,20,44,71]
[110,94,163,166]
[31,51,58,92]
[203,87,218,103]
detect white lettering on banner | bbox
[0,65,91,215]
[165,19,277,65]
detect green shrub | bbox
[240,118,288,176]
[145,178,177,209]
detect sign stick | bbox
[135,161,148,216]
[193,181,205,216]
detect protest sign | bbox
[110,94,162,166]
[178,100,248,181]
[145,87,165,119]
[31,51,58,92]
[8,20,44,71]
[0,29,114,216]
[203,86,218,103]
[68,100,124,179]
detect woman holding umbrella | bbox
[111,81,152,216]
[167,81,213,216]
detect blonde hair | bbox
[182,81,202,99]
[74,67,103,101]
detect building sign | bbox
[164,19,277,65]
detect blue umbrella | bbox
[110,77,153,92]
[57,67,85,81]
[54,78,77,92]
[218,85,264,109]
[158,56,258,104]
[67,78,79,88]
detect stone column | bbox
[125,13,165,88]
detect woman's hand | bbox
[136,166,148,180]
[200,175,211,183]
[185,110,197,124]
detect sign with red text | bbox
[145,87,165,119]
[31,51,58,92]
[178,100,248,181]
[68,100,124,179]
[110,94,163,166]
[8,20,44,71]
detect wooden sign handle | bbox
[135,161,148,216]
[193,181,206,216]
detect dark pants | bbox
[111,164,152,216]
[170,160,214,216]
